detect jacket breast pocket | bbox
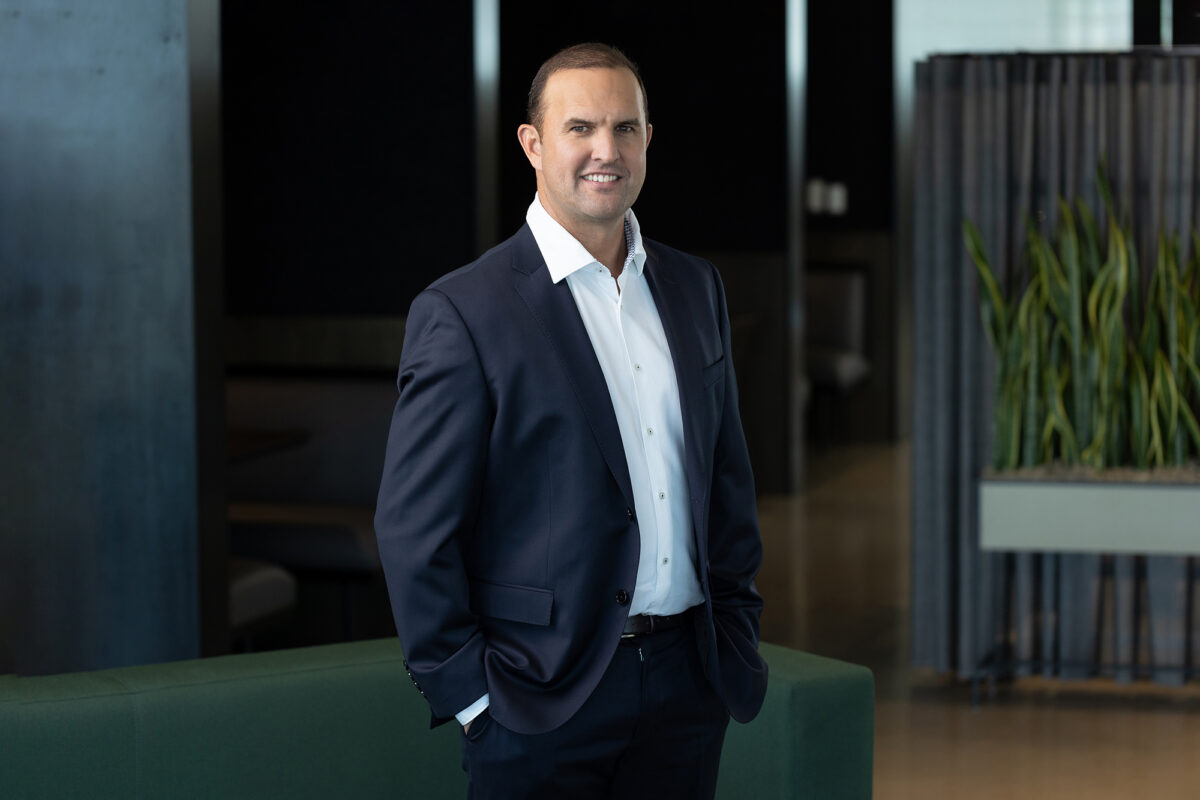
[702,356,725,389]
[469,579,554,626]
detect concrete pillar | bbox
[0,0,200,673]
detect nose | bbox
[592,129,618,162]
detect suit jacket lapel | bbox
[510,226,636,511]
[643,245,712,532]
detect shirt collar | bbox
[526,194,647,284]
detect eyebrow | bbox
[563,118,642,129]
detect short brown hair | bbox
[526,43,649,133]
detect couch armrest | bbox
[718,642,875,799]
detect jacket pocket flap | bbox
[470,580,553,626]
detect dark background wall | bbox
[0,0,200,674]
[221,3,476,316]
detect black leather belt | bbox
[621,609,693,638]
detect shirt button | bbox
[634,363,642,371]
[662,557,670,565]
[658,492,666,500]
[615,589,630,606]
[646,427,654,436]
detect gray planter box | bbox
[979,478,1200,554]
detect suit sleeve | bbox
[705,262,769,720]
[374,288,490,725]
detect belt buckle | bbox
[621,613,650,638]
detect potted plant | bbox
[964,165,1200,554]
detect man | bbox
[374,43,766,799]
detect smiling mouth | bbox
[582,174,620,183]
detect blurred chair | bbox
[228,557,297,652]
[226,377,397,646]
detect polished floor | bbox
[756,441,1200,798]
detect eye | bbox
[616,125,634,133]
[570,125,589,133]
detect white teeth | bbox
[583,175,618,183]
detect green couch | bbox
[0,640,873,798]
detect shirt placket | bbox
[622,275,677,611]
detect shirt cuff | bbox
[455,693,490,726]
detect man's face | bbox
[518,67,652,239]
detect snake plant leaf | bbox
[1189,318,1200,377]
[1181,294,1197,342]
[1085,346,1104,465]
[1087,259,1111,333]
[1188,231,1200,296]
[1141,300,1160,369]
[1017,281,1043,466]
[1112,222,1131,314]
[1148,362,1164,467]
[1057,403,1081,465]
[1107,313,1127,388]
[1039,368,1057,459]
[1130,344,1151,469]
[1183,230,1200,291]
[1081,417,1107,466]
[1161,234,1184,463]
[963,221,1008,354]
[1128,223,1143,337]
[966,162,1200,471]
[1178,397,1200,454]
[1030,226,1071,323]
[1047,236,1072,304]
[1154,350,1180,445]
[993,309,1027,470]
[1058,197,1090,448]
[1096,229,1129,465]
[1077,198,1102,282]
[1041,412,1058,462]
[1179,347,1200,412]
[1044,363,1079,463]
[1005,382,1024,469]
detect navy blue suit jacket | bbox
[374,224,767,735]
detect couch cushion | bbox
[0,640,464,799]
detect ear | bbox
[517,124,543,170]
[645,122,653,150]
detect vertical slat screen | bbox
[913,51,1200,684]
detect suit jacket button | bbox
[615,589,630,606]
[626,508,635,522]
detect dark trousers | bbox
[460,624,730,800]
